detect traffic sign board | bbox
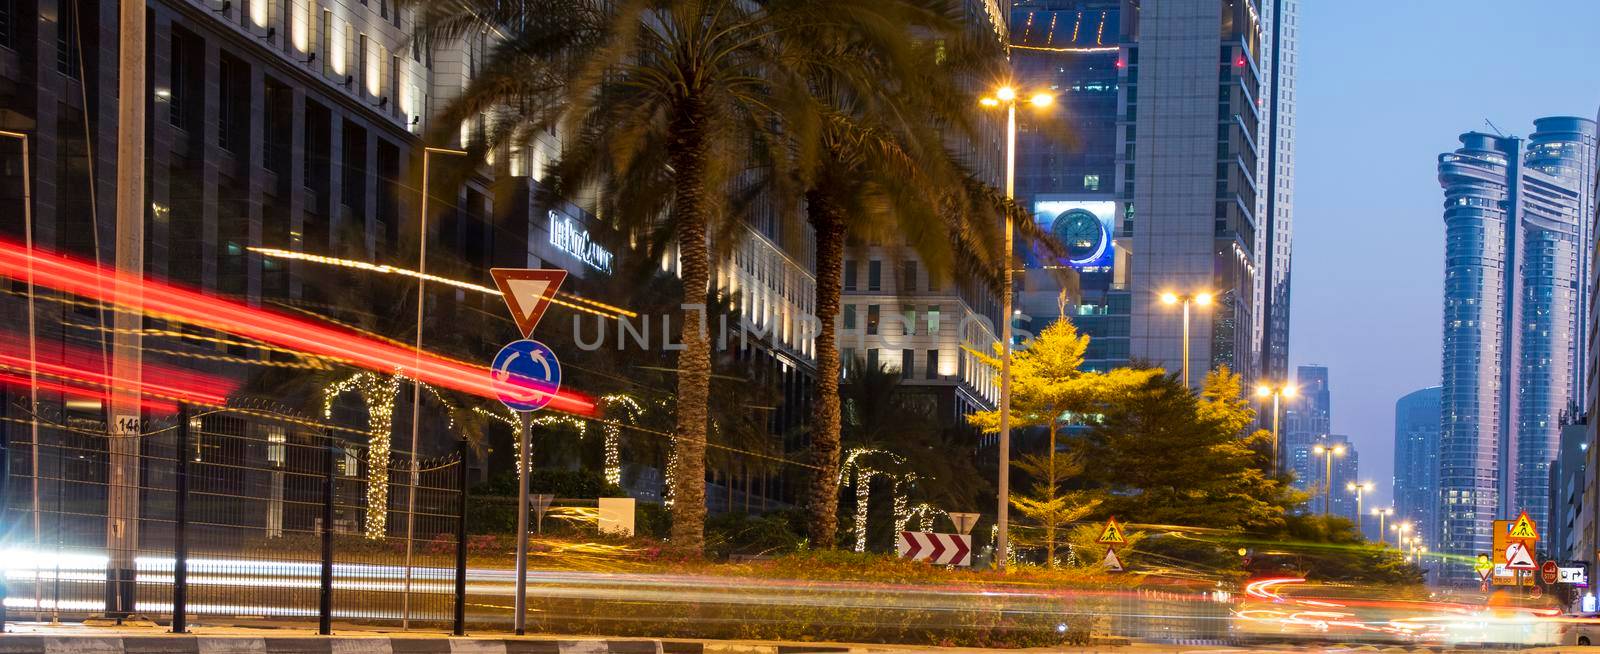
[1505,542,1537,571]
[1508,511,1540,542]
[490,268,567,337]
[1097,516,1127,545]
[1102,547,1124,572]
[1475,553,1493,579]
[897,532,972,566]
[492,339,562,412]
[1542,560,1560,585]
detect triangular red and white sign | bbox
[490,268,567,337]
[1102,547,1124,572]
[1505,542,1537,571]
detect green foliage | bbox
[705,510,808,560]
[1074,367,1292,533]
[473,469,625,499]
[1009,452,1100,567]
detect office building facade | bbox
[1393,386,1442,548]
[1436,117,1598,581]
[1009,0,1296,384]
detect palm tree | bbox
[790,16,1077,546]
[408,0,953,553]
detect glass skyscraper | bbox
[1283,364,1330,491]
[1393,386,1442,547]
[1436,117,1598,582]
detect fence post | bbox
[320,433,335,635]
[453,437,468,636]
[171,405,189,633]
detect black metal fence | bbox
[0,400,469,634]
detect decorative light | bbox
[323,371,403,540]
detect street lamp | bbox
[1346,481,1373,534]
[1392,521,1413,551]
[1372,507,1394,546]
[0,129,41,621]
[979,84,1054,572]
[403,145,467,629]
[1312,441,1346,517]
[1161,291,1213,388]
[1255,383,1296,473]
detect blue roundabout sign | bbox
[491,339,562,412]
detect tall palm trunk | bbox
[667,100,712,555]
[805,182,847,547]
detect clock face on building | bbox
[1052,208,1108,265]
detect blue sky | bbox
[1292,0,1600,504]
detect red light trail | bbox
[0,239,595,416]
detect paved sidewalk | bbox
[0,622,1241,654]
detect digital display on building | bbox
[1033,199,1115,270]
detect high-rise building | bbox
[1256,0,1298,381]
[1436,117,1598,581]
[1394,386,1442,545]
[1011,0,1129,372]
[1283,365,1330,491]
[1009,0,1297,385]
[1547,417,1590,563]
[1126,0,1276,385]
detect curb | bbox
[0,636,880,654]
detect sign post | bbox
[489,268,567,636]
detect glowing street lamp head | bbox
[1346,482,1357,492]
[1313,445,1325,455]
[1256,385,1272,398]
[1029,93,1054,107]
[996,86,1016,101]
[1160,292,1180,305]
[1195,292,1214,306]
[980,97,999,107]
[1282,385,1298,398]
[1362,481,1375,492]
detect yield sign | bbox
[1102,547,1124,572]
[1505,542,1537,571]
[1508,511,1540,542]
[490,268,567,337]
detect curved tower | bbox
[1437,132,1517,575]
[1435,117,1598,583]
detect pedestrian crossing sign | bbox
[1508,511,1540,542]
[1097,516,1127,545]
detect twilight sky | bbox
[1292,0,1600,505]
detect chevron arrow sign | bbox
[897,531,973,566]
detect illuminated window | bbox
[1083,174,1099,191]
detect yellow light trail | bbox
[248,247,638,319]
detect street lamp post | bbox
[1312,441,1346,517]
[1392,522,1413,555]
[402,145,467,629]
[1346,481,1373,535]
[0,129,40,620]
[1372,507,1393,546]
[1255,383,1297,473]
[979,85,1052,572]
[1161,292,1213,388]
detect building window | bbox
[867,305,880,336]
[57,0,80,78]
[927,305,941,334]
[843,259,857,291]
[868,260,882,291]
[902,261,918,292]
[0,0,15,50]
[842,348,856,374]
[901,350,914,380]
[219,56,250,153]
[902,305,916,335]
[842,305,857,330]
[1083,174,1099,191]
[867,348,879,371]
[925,349,938,379]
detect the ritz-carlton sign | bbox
[548,210,614,275]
